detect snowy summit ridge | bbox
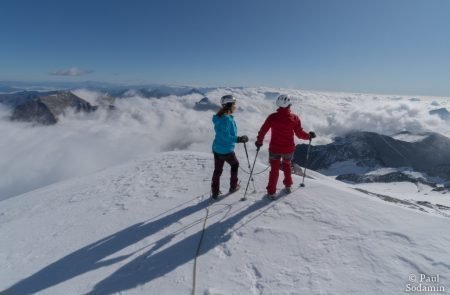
[1,151,449,294]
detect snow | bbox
[350,181,450,207]
[391,133,428,142]
[1,151,450,294]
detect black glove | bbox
[255,141,263,150]
[236,135,249,143]
[309,131,316,139]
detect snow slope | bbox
[1,151,449,295]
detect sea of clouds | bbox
[1,87,449,200]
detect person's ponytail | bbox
[216,103,233,117]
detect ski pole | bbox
[241,147,260,201]
[300,138,312,187]
[243,142,256,193]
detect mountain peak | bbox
[295,131,450,181]
[10,91,97,125]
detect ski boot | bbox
[229,184,241,194]
[211,190,222,200]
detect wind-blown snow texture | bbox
[1,151,449,294]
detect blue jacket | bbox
[212,114,238,154]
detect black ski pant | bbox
[211,152,239,195]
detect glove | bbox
[309,131,316,139]
[236,135,249,143]
[255,141,263,150]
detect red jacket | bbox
[257,107,310,154]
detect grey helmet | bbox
[220,94,236,106]
[276,94,291,108]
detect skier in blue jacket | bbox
[211,94,248,199]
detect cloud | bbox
[1,87,449,200]
[49,67,94,76]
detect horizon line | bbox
[0,79,448,98]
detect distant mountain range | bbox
[0,83,212,113]
[111,87,205,99]
[0,81,212,97]
[0,87,214,125]
[0,80,124,92]
[0,85,23,93]
[294,131,450,187]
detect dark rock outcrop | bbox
[429,108,450,120]
[294,131,450,181]
[11,91,97,125]
[194,97,220,111]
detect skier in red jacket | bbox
[255,94,316,198]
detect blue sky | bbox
[1,0,449,96]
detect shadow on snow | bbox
[3,193,274,294]
[87,197,272,294]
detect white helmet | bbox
[276,94,291,108]
[220,94,236,106]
